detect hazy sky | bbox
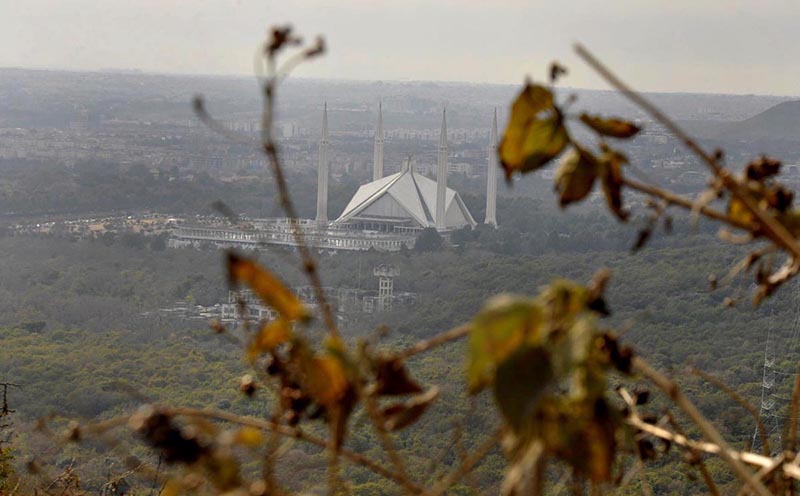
[2,0,799,95]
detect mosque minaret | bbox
[485,109,498,227]
[435,109,448,230]
[315,103,330,223]
[373,102,384,181]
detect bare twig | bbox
[691,367,770,457]
[258,45,339,340]
[665,412,720,496]
[362,387,415,493]
[575,43,800,261]
[621,176,751,231]
[633,357,771,496]
[735,454,784,496]
[165,406,425,494]
[394,324,471,361]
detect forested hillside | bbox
[0,206,791,493]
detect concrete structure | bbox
[334,157,476,231]
[375,264,398,312]
[168,219,416,251]
[435,109,448,230]
[316,103,330,223]
[373,102,384,181]
[168,104,480,253]
[485,109,498,227]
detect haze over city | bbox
[3,0,800,95]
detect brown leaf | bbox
[227,253,308,321]
[599,147,629,220]
[555,146,599,206]
[499,83,570,179]
[745,156,781,181]
[549,62,568,84]
[632,228,651,252]
[374,357,424,396]
[381,387,439,431]
[580,114,640,139]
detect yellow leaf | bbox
[579,114,640,138]
[160,479,181,496]
[727,196,756,227]
[233,426,264,447]
[305,356,348,407]
[555,147,598,206]
[227,253,308,321]
[499,83,569,178]
[246,319,292,362]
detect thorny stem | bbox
[633,357,772,496]
[260,76,339,340]
[362,388,415,493]
[575,43,800,261]
[394,324,471,361]
[257,38,343,492]
[620,176,752,231]
[164,406,426,494]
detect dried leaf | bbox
[499,83,570,179]
[227,253,308,321]
[161,479,182,496]
[247,319,292,362]
[582,400,617,481]
[233,427,264,447]
[632,228,651,252]
[549,62,568,84]
[745,156,781,181]
[381,387,439,431]
[303,356,348,407]
[289,340,356,449]
[240,374,257,397]
[599,147,629,220]
[554,146,599,206]
[374,357,424,396]
[579,114,640,138]
[727,196,756,228]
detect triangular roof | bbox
[335,167,476,230]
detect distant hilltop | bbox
[713,100,800,142]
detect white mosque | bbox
[169,104,499,252]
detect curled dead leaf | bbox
[579,114,640,139]
[554,146,599,206]
[381,387,439,431]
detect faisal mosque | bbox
[169,104,499,252]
